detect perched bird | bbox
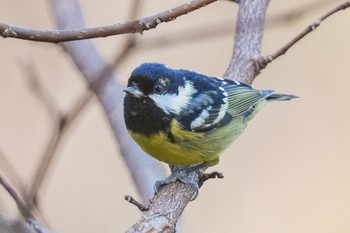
[124,63,296,170]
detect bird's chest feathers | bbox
[129,130,178,163]
[128,121,204,165]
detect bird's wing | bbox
[176,79,274,132]
[223,81,274,118]
[175,86,229,132]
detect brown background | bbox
[0,0,350,232]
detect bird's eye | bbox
[132,80,139,86]
[153,84,163,94]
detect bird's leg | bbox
[154,163,207,200]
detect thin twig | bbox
[110,0,142,68]
[266,0,337,26]
[19,61,62,120]
[0,0,217,43]
[124,195,149,211]
[258,1,350,70]
[129,0,143,20]
[0,149,26,196]
[0,174,50,233]
[19,62,94,212]
[18,62,63,210]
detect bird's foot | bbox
[154,164,207,200]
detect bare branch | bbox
[17,62,59,205]
[0,149,25,195]
[126,176,198,233]
[224,0,270,84]
[17,62,63,211]
[109,0,142,68]
[0,214,37,233]
[135,0,337,50]
[18,62,62,120]
[128,0,143,20]
[258,1,350,70]
[0,175,50,233]
[18,62,94,213]
[0,0,217,43]
[266,0,337,26]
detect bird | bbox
[123,63,297,194]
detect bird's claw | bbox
[154,167,200,201]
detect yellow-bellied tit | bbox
[124,63,297,193]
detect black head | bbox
[124,63,184,137]
[126,63,185,97]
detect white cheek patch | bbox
[149,92,177,114]
[149,80,197,115]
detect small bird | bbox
[124,62,296,166]
[124,63,296,193]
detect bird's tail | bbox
[266,93,299,101]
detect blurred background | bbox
[0,0,350,232]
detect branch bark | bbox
[224,0,270,84]
[126,173,198,233]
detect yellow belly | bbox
[129,117,247,166]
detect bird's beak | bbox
[124,86,145,98]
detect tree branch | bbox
[0,175,50,233]
[223,0,270,84]
[17,62,87,218]
[0,0,217,43]
[258,1,350,70]
[126,173,198,233]
[0,149,26,196]
[0,214,37,233]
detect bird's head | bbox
[125,63,199,115]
